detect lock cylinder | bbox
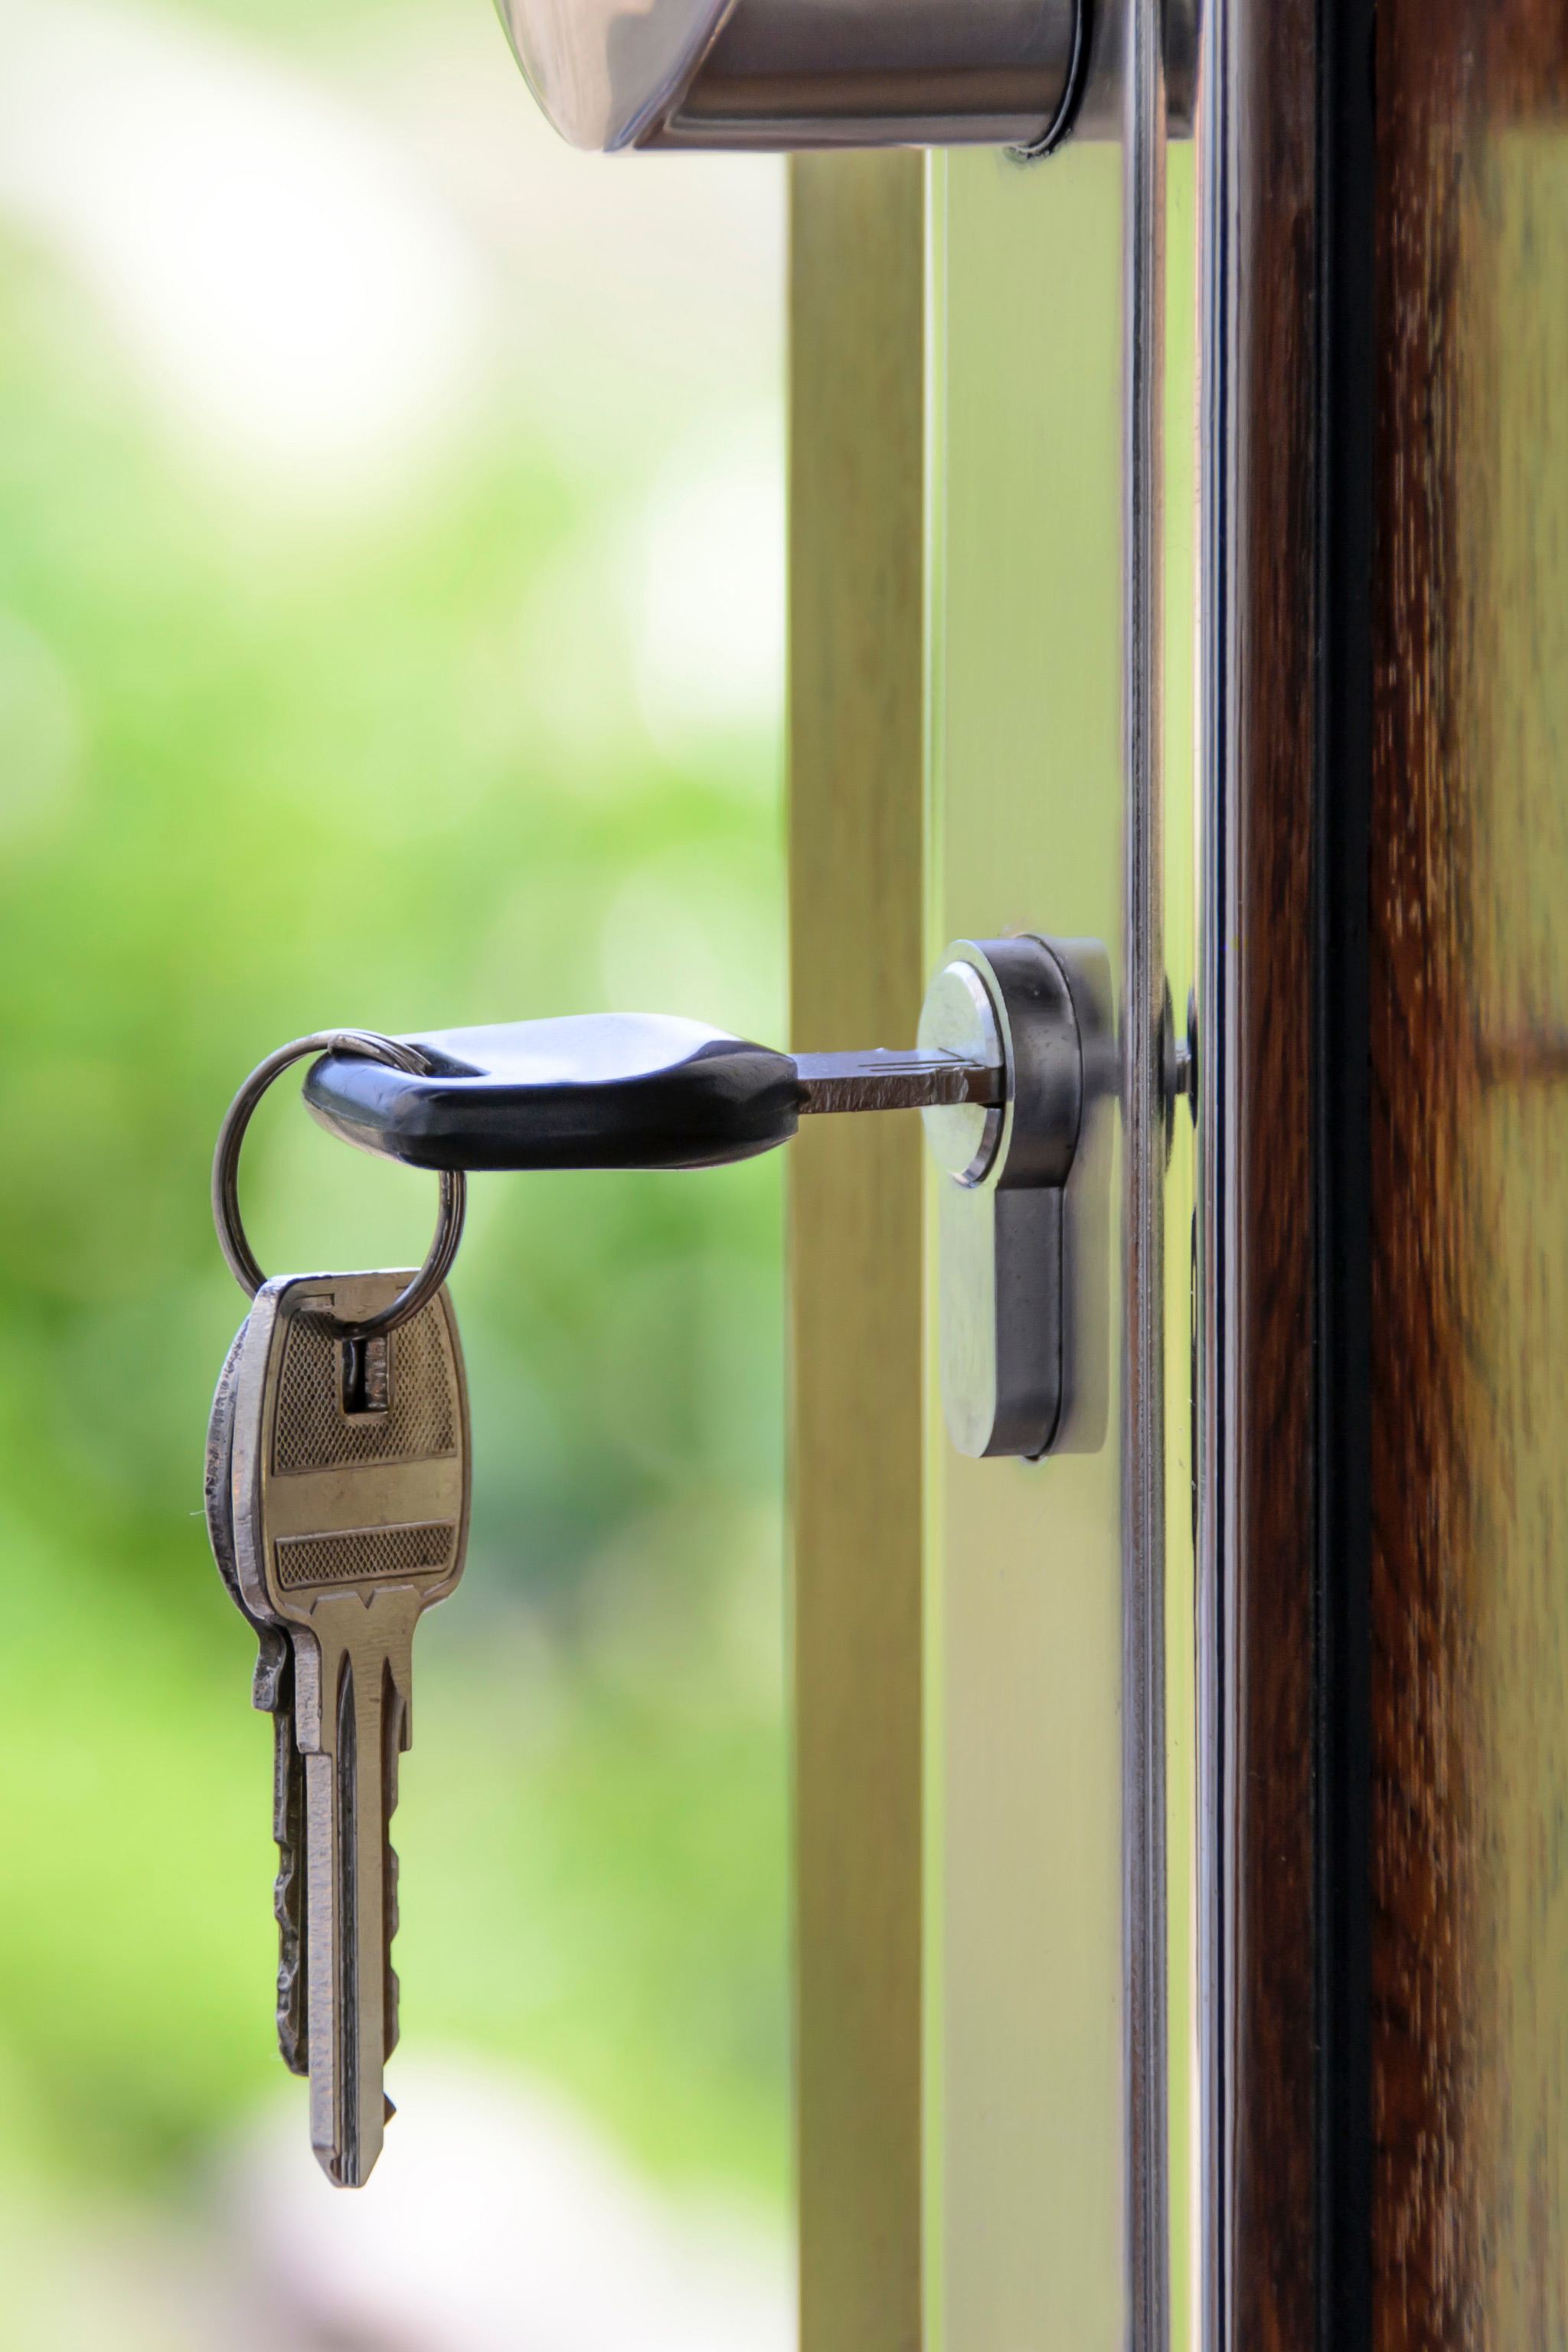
[918,937,1112,1461]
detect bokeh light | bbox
[0,0,789,2340]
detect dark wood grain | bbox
[1233,99,1320,2352]
[1210,0,1568,2340]
[1371,2,1568,2344]
[1207,1,1321,2344]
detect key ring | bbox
[212,1031,466,1340]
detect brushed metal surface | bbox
[662,0,1080,150]
[921,936,1081,1459]
[495,0,1084,152]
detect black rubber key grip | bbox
[303,1014,802,1173]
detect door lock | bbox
[304,933,1112,1461]
[917,936,1112,1459]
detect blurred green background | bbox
[0,0,789,2313]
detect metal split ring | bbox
[212,1031,466,1340]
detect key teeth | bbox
[271,1687,309,2076]
[207,1334,314,2078]
[276,1958,308,2076]
[252,1625,289,1714]
[275,1870,307,2078]
[383,1679,403,2061]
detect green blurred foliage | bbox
[0,0,787,2207]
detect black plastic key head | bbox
[303,1014,802,1174]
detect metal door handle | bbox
[492,0,1096,155]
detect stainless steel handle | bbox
[492,0,1196,152]
[495,0,1090,153]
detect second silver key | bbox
[227,1269,471,2186]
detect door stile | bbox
[787,150,929,2352]
[927,139,1128,2352]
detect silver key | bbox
[222,1269,470,2186]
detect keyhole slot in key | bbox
[341,1334,391,1418]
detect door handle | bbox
[493,0,1096,156]
[304,933,1113,1462]
[491,0,1197,155]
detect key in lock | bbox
[205,941,1145,2187]
[303,935,1123,1461]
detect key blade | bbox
[305,1648,383,2186]
[299,1595,418,2187]
[792,1047,1002,1114]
